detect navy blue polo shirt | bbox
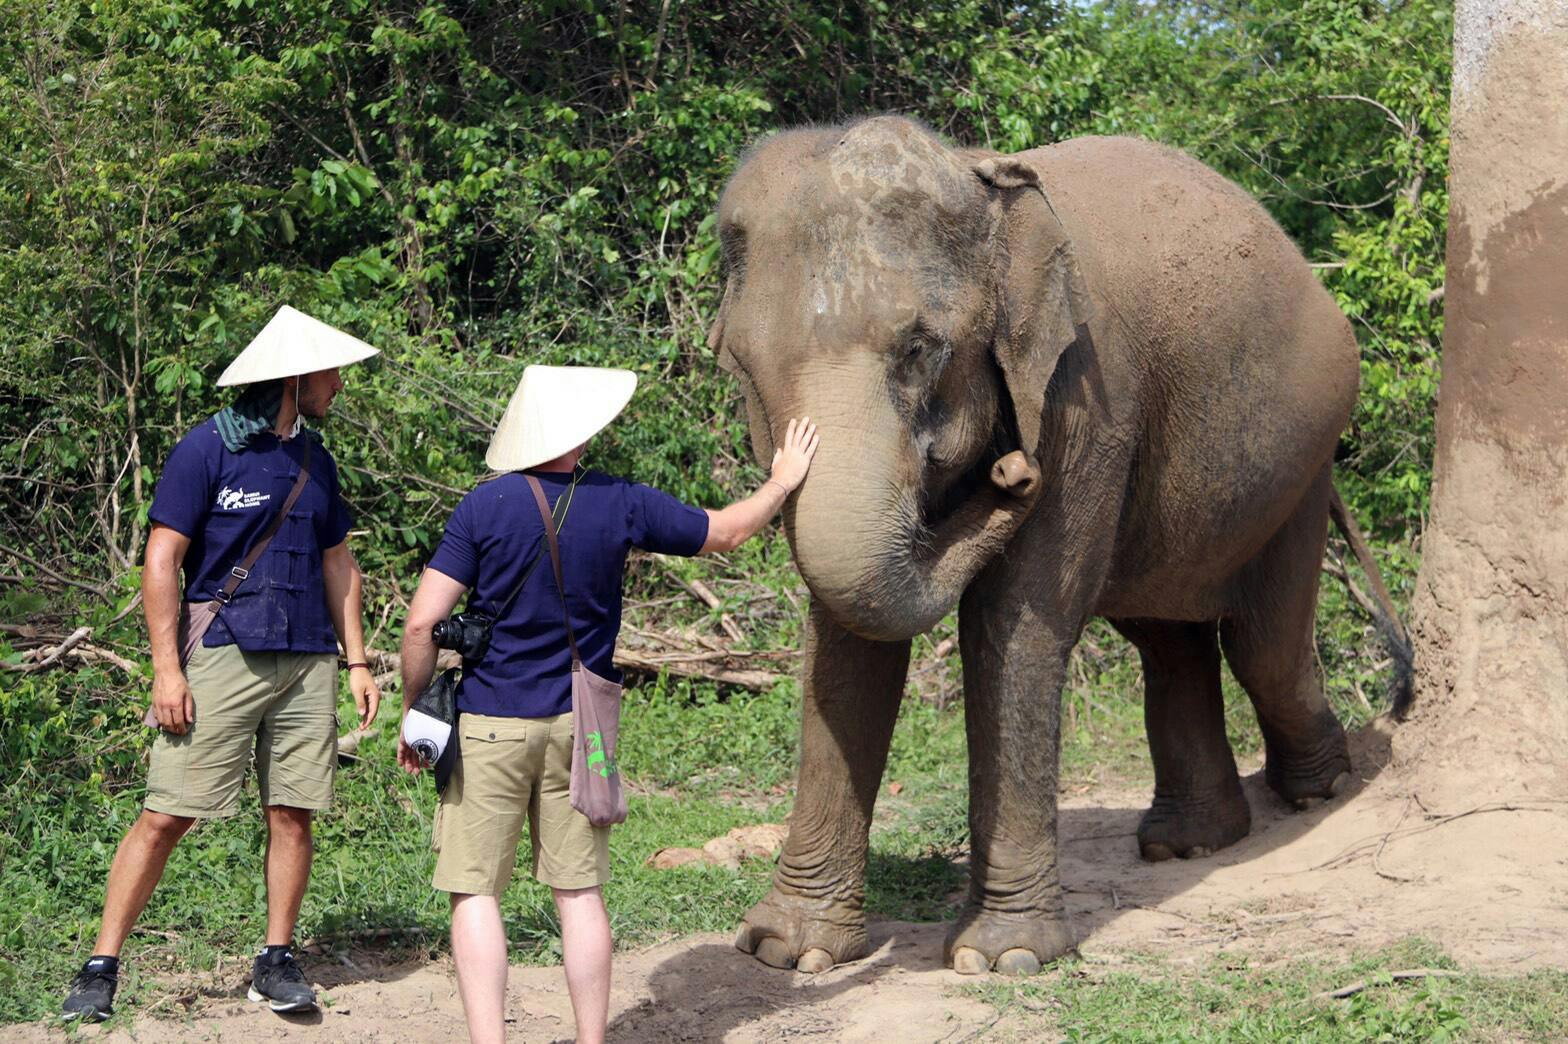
[147,417,353,654]
[427,469,710,718]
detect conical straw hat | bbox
[485,365,638,472]
[216,305,381,387]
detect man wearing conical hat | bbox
[61,306,383,1023]
[397,365,818,1044]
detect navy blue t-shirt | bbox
[427,469,710,718]
[147,418,353,654]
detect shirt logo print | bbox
[216,486,273,511]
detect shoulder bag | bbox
[525,473,628,827]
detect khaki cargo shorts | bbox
[432,711,610,895]
[145,643,338,818]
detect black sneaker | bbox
[248,946,317,1012]
[61,958,118,1022]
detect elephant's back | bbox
[1021,136,1359,616]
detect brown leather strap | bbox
[212,438,314,608]
[525,473,583,666]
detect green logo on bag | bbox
[586,731,616,778]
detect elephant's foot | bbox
[734,886,867,974]
[1138,781,1251,861]
[944,906,1074,975]
[1264,727,1351,810]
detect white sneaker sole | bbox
[60,1008,110,1023]
[247,985,316,1012]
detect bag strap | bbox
[211,438,314,608]
[525,473,582,666]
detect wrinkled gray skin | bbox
[712,117,1360,975]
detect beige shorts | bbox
[144,643,338,818]
[432,711,610,895]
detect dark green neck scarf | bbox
[214,379,318,452]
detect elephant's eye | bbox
[902,324,935,360]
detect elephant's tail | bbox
[1327,485,1415,719]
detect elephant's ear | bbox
[974,156,1093,459]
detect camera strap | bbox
[488,465,580,621]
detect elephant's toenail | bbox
[734,923,756,953]
[1329,770,1351,796]
[1141,842,1176,862]
[754,937,797,969]
[951,946,991,975]
[797,948,834,974]
[1185,845,1212,859]
[995,949,1041,976]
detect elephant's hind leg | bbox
[1220,465,1351,808]
[1111,618,1251,861]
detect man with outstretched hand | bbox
[61,307,382,1023]
[398,365,818,1044]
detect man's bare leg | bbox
[91,810,196,956]
[554,886,610,1044]
[451,892,508,1044]
[262,805,313,945]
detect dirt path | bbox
[9,718,1566,1042]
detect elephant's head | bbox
[710,116,1091,641]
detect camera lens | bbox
[430,619,454,648]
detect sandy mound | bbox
[7,712,1565,1042]
[1061,716,1568,971]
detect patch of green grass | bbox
[968,940,1568,1043]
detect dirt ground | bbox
[8,714,1566,1043]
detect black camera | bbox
[431,610,494,661]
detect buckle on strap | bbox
[230,566,250,581]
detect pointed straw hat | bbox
[216,305,381,387]
[485,365,638,472]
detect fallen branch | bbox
[1316,968,1462,1001]
[614,647,786,691]
[336,727,373,760]
[2,625,93,672]
[364,635,794,695]
[652,554,747,643]
[66,643,139,673]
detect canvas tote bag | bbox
[142,440,313,728]
[525,474,628,827]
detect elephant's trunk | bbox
[784,374,1040,642]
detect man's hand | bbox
[151,668,195,734]
[396,732,423,775]
[769,416,820,493]
[349,665,381,730]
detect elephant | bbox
[708,115,1412,976]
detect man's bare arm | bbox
[323,540,381,729]
[143,525,193,733]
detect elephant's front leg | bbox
[735,599,910,972]
[948,578,1077,975]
